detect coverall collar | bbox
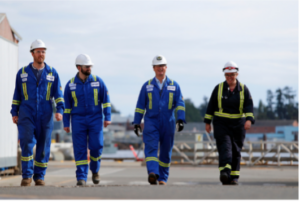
[74,73,94,84]
[224,79,242,92]
[27,62,51,82]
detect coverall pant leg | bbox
[158,116,175,182]
[87,114,103,174]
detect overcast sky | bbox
[1,0,298,116]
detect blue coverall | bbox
[11,62,64,181]
[63,74,111,182]
[133,76,186,182]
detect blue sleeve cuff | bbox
[56,108,64,115]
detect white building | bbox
[0,13,22,168]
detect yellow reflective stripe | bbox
[135,108,145,114]
[21,155,33,161]
[214,112,245,119]
[230,171,240,176]
[55,97,64,104]
[94,89,98,106]
[93,75,97,81]
[46,82,52,100]
[159,160,171,167]
[145,157,158,162]
[239,83,244,114]
[169,93,173,109]
[76,160,88,166]
[170,79,174,85]
[22,83,28,100]
[245,112,254,118]
[72,91,78,107]
[148,93,152,109]
[218,82,223,112]
[205,114,213,120]
[70,77,75,84]
[90,156,101,162]
[22,66,26,74]
[176,106,185,111]
[219,164,231,171]
[148,79,152,85]
[103,103,111,108]
[34,161,48,168]
[64,109,71,114]
[12,100,21,105]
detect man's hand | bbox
[244,120,252,130]
[176,120,184,132]
[104,121,111,128]
[134,124,142,137]
[12,116,18,124]
[205,123,211,133]
[55,113,62,121]
[64,127,70,133]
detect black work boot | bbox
[230,179,239,185]
[220,171,230,185]
[92,173,100,185]
[76,179,86,186]
[148,173,157,185]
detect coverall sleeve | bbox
[133,84,147,125]
[204,85,218,124]
[63,82,72,128]
[11,71,22,117]
[99,80,111,121]
[174,84,186,123]
[52,70,65,115]
[243,85,255,124]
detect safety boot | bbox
[20,178,32,186]
[77,179,86,186]
[92,173,100,185]
[148,173,157,185]
[220,171,229,185]
[230,179,239,185]
[159,181,167,185]
[35,179,45,186]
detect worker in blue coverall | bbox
[63,54,111,186]
[11,39,64,186]
[133,55,186,185]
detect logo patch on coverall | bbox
[46,75,55,81]
[146,85,153,91]
[91,82,99,87]
[167,86,176,91]
[20,73,28,78]
[22,78,27,82]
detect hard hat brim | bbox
[223,69,238,73]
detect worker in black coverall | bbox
[204,61,255,185]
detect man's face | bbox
[79,65,92,76]
[31,48,46,64]
[153,64,167,77]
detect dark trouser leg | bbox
[215,134,232,180]
[231,125,245,180]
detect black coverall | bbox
[204,80,255,182]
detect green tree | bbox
[199,96,208,118]
[184,99,202,122]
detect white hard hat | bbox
[75,54,94,66]
[223,61,239,73]
[30,39,46,51]
[152,55,167,66]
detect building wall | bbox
[0,36,19,168]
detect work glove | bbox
[176,120,184,132]
[134,124,142,137]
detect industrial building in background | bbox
[0,13,21,170]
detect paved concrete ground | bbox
[0,161,298,199]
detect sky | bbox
[1,0,298,117]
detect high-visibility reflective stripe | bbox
[169,93,173,109]
[76,160,88,166]
[245,112,254,118]
[55,97,64,104]
[205,114,213,120]
[148,93,152,109]
[64,109,71,114]
[230,171,240,176]
[159,160,171,167]
[70,77,75,83]
[170,79,174,85]
[148,79,152,85]
[22,66,26,74]
[135,108,145,114]
[46,71,53,101]
[90,156,101,162]
[34,161,48,168]
[145,157,158,162]
[12,100,21,105]
[93,75,97,81]
[21,155,33,161]
[239,83,244,114]
[217,82,224,112]
[103,103,111,108]
[214,112,245,119]
[22,83,28,100]
[94,89,98,106]
[72,91,78,107]
[176,106,185,111]
[219,164,231,171]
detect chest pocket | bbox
[46,67,53,100]
[21,66,28,100]
[168,80,174,109]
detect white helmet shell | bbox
[152,55,167,66]
[75,54,94,66]
[30,39,46,51]
[223,61,239,73]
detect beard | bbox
[81,68,91,76]
[34,56,44,64]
